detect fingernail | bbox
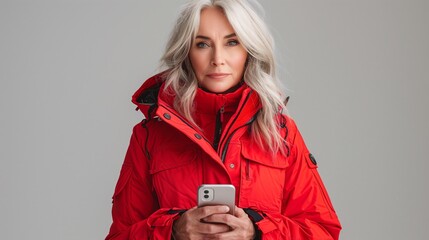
[222,206,230,212]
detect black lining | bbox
[213,109,222,150]
[141,119,152,160]
[280,114,290,157]
[136,82,162,105]
[166,209,186,215]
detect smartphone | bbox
[197,184,235,215]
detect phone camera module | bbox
[204,194,209,199]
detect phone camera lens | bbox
[204,190,209,194]
[204,194,209,199]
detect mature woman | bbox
[106,0,341,239]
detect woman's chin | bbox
[198,82,243,94]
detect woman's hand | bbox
[172,205,231,240]
[202,206,255,240]
[172,206,255,240]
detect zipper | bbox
[218,91,257,162]
[220,105,225,122]
[213,106,224,150]
[221,115,257,162]
[218,91,253,153]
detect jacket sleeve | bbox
[254,118,342,240]
[105,123,181,240]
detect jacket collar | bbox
[132,72,262,135]
[194,83,246,116]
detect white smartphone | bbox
[197,184,236,215]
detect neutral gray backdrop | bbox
[1,0,428,239]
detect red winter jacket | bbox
[105,73,342,239]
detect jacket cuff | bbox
[146,208,186,239]
[167,209,186,215]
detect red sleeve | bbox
[255,118,342,240]
[105,124,181,240]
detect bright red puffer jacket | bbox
[105,73,342,239]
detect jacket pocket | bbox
[241,141,289,178]
[149,147,201,208]
[240,142,290,212]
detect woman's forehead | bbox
[196,7,235,37]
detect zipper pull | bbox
[220,106,225,122]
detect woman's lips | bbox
[206,73,231,79]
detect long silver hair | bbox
[161,0,287,154]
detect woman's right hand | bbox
[172,205,231,240]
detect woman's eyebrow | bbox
[195,33,236,40]
[195,35,210,40]
[224,33,236,38]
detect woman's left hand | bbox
[201,206,256,240]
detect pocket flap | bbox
[241,142,289,168]
[149,148,198,174]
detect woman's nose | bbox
[211,47,225,66]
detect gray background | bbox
[1,0,428,239]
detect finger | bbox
[197,222,231,234]
[207,223,256,240]
[205,209,254,231]
[206,230,249,240]
[234,206,247,218]
[174,207,231,237]
[202,213,236,225]
[195,205,230,218]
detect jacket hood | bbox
[132,72,166,118]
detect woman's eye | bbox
[227,40,239,46]
[196,42,209,48]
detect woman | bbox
[106,0,341,239]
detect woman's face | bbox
[189,7,248,93]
